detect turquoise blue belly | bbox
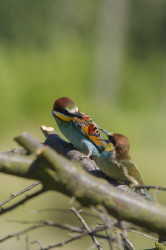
[56,120,100,157]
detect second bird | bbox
[96,129,152,201]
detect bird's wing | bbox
[120,160,152,201]
[73,113,105,152]
[120,160,144,185]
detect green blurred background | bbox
[0,0,166,249]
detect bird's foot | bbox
[79,152,93,161]
[79,155,89,161]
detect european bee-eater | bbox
[52,97,105,158]
[96,129,152,201]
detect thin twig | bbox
[134,185,166,191]
[0,224,45,243]
[71,207,103,250]
[0,219,108,244]
[134,184,166,203]
[0,189,44,215]
[121,233,135,250]
[12,220,107,239]
[32,233,87,250]
[92,206,118,250]
[92,206,135,250]
[127,230,158,241]
[0,181,41,207]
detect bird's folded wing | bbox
[120,160,143,185]
[73,115,105,152]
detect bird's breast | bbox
[57,121,100,156]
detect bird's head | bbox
[99,129,130,159]
[113,134,130,151]
[52,97,83,122]
[113,134,130,160]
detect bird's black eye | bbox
[53,105,76,117]
[75,113,83,119]
[108,135,116,146]
[53,105,63,113]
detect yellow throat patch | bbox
[53,111,73,122]
[105,142,114,152]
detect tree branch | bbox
[0,131,166,239]
[134,185,166,191]
[0,218,106,250]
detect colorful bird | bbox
[52,97,105,158]
[96,129,152,201]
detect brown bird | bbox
[96,129,152,201]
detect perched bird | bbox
[52,97,105,158]
[96,129,152,201]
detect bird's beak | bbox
[75,112,84,119]
[99,128,113,137]
[52,110,56,117]
[99,128,109,135]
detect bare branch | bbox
[1,217,106,250]
[0,189,44,215]
[0,224,44,243]
[0,132,166,238]
[32,233,87,250]
[0,181,41,207]
[92,206,125,250]
[121,234,135,250]
[127,230,157,241]
[134,185,166,191]
[8,219,87,234]
[3,219,108,243]
[92,206,135,250]
[71,207,103,250]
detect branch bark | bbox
[0,130,166,239]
